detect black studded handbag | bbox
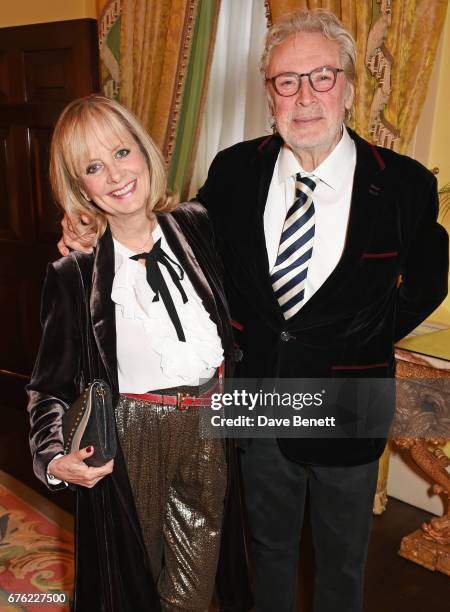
[61,253,117,467]
[62,379,116,467]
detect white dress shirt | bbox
[264,127,356,306]
[113,223,223,392]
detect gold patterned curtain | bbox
[120,0,198,160]
[383,0,447,152]
[97,0,121,99]
[265,0,447,153]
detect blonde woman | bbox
[27,95,251,612]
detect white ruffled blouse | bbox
[112,224,224,393]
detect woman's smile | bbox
[109,179,137,198]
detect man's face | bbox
[267,32,354,165]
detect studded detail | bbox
[63,382,93,453]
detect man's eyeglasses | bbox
[266,66,344,96]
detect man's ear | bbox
[266,86,274,117]
[344,82,355,112]
[266,88,276,132]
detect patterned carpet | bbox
[0,471,73,611]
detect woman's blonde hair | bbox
[50,95,177,237]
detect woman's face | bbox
[78,124,151,223]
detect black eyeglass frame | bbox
[266,66,345,96]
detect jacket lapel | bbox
[158,212,219,328]
[90,226,119,392]
[337,129,386,262]
[253,135,283,271]
[250,134,286,321]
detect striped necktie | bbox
[271,173,317,319]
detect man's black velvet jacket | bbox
[197,129,449,466]
[27,203,252,612]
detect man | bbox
[195,9,448,612]
[60,9,448,612]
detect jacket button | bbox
[233,348,243,362]
[280,331,291,342]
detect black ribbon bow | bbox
[130,238,188,342]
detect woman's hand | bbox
[48,446,114,488]
[57,214,97,256]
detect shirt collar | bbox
[277,126,355,190]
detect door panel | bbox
[0,19,99,407]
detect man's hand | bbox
[57,214,97,256]
[48,446,114,488]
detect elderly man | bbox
[59,8,448,612]
[195,8,448,612]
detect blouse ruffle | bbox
[112,238,223,382]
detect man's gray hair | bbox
[261,8,356,85]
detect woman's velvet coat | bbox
[27,203,252,612]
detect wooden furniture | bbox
[393,339,450,576]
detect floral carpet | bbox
[0,471,73,611]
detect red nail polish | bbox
[86,446,93,453]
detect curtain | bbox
[97,0,122,99]
[189,0,269,198]
[266,0,448,152]
[382,0,448,153]
[120,0,198,158]
[167,0,221,199]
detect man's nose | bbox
[295,77,316,105]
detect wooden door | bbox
[0,19,99,407]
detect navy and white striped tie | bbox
[271,173,317,319]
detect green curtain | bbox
[98,0,121,99]
[168,0,220,198]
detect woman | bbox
[27,95,251,612]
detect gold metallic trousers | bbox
[115,395,227,611]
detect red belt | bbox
[122,367,223,412]
[122,391,215,411]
